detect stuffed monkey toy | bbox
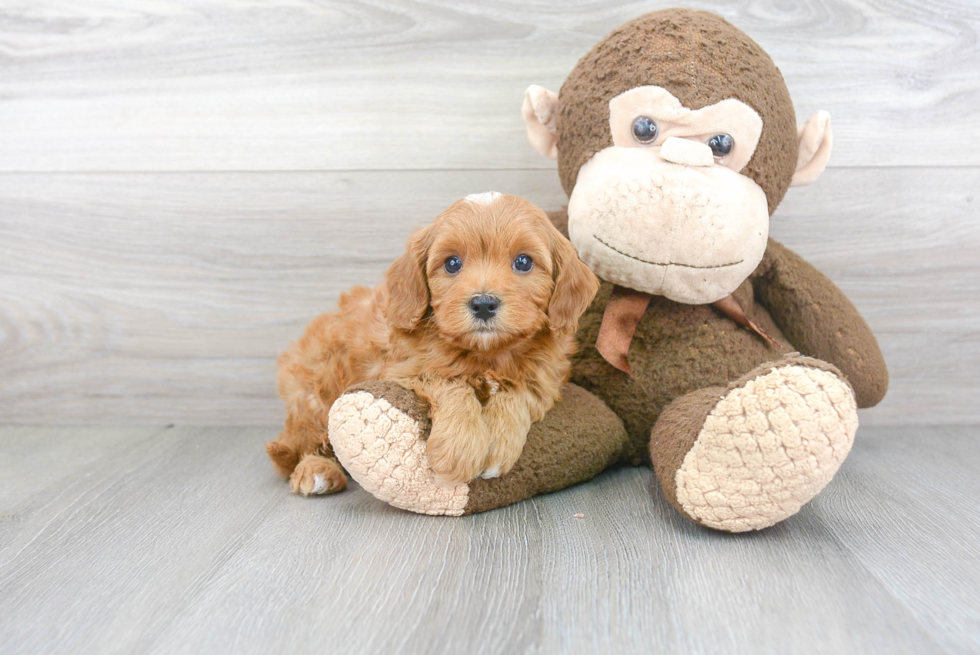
[326,8,888,531]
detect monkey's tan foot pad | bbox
[671,359,858,532]
[328,382,469,516]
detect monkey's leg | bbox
[650,354,858,532]
[328,381,629,515]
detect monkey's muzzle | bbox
[567,146,769,305]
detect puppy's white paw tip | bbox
[479,467,500,480]
[311,474,328,495]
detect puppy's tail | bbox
[265,440,299,478]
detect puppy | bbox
[265,192,599,495]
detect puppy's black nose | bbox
[469,294,500,321]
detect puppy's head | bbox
[385,192,599,351]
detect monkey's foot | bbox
[328,382,470,516]
[651,355,858,532]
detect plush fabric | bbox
[463,383,629,514]
[329,382,628,515]
[329,8,888,533]
[557,8,798,214]
[607,87,763,173]
[564,224,887,464]
[567,146,770,304]
[658,355,858,532]
[329,388,469,516]
[571,259,793,464]
[753,239,889,408]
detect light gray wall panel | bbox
[0,0,977,171]
[1,168,975,425]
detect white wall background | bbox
[0,0,977,425]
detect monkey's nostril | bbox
[469,294,500,321]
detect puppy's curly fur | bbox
[266,193,599,494]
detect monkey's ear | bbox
[548,231,600,333]
[385,227,431,331]
[522,85,559,160]
[791,110,833,187]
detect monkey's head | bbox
[522,9,833,304]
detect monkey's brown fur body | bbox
[553,218,887,466]
[322,9,889,532]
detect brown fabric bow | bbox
[595,286,781,375]
[596,286,652,375]
[711,294,782,349]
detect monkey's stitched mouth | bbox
[593,234,744,269]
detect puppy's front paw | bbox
[425,424,489,487]
[481,436,525,480]
[480,403,532,480]
[289,454,348,496]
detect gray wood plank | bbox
[1,168,975,426]
[1,425,972,654]
[816,426,980,654]
[0,0,977,172]
[530,469,943,655]
[0,426,166,509]
[0,426,288,654]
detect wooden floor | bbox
[1,425,977,654]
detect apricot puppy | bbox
[266,193,599,494]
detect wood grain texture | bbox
[1,425,974,654]
[1,0,977,426]
[816,426,980,654]
[1,168,976,425]
[0,0,977,171]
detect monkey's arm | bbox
[752,238,888,408]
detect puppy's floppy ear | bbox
[547,227,599,333]
[385,225,431,331]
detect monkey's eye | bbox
[444,256,462,274]
[707,134,734,159]
[631,116,659,144]
[513,254,533,273]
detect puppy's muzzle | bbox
[469,294,500,322]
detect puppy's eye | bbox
[444,256,462,274]
[513,254,533,273]
[631,116,658,145]
[707,134,734,159]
